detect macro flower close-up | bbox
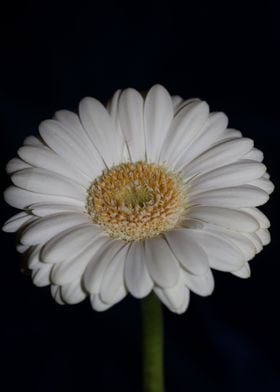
[3,84,274,314]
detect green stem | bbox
[142,293,165,392]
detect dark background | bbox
[0,1,279,391]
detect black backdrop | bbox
[0,1,279,391]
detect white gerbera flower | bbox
[3,85,274,313]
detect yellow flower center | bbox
[86,161,187,241]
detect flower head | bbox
[3,85,274,313]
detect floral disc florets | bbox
[86,161,187,241]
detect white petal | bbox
[18,146,91,187]
[181,138,253,179]
[28,246,52,285]
[27,246,41,269]
[190,161,266,192]
[144,85,173,162]
[83,239,125,294]
[90,286,126,311]
[39,119,103,179]
[154,280,190,314]
[171,95,184,111]
[190,186,269,208]
[181,229,245,271]
[244,148,264,162]
[4,186,85,210]
[124,241,153,298]
[90,294,112,311]
[24,135,44,147]
[6,158,31,174]
[182,268,214,296]
[220,128,242,141]
[50,234,109,285]
[241,207,270,229]
[144,237,180,288]
[79,97,124,167]
[243,233,263,253]
[107,89,130,162]
[159,101,209,165]
[32,263,52,287]
[188,206,259,232]
[249,177,275,194]
[41,223,102,263]
[208,258,240,272]
[20,213,90,245]
[117,88,146,161]
[165,229,209,275]
[60,278,87,304]
[171,95,198,114]
[201,224,256,261]
[50,285,65,305]
[107,89,122,123]
[175,112,228,169]
[175,98,201,113]
[30,202,84,217]
[223,232,257,261]
[54,109,105,164]
[2,212,34,233]
[17,244,29,253]
[231,262,251,279]
[12,168,86,201]
[100,244,130,303]
[182,219,205,230]
[256,229,271,246]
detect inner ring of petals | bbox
[86,161,188,241]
